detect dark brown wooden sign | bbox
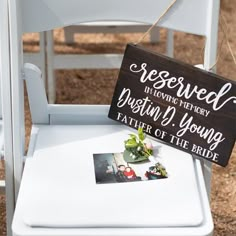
[108,44,236,167]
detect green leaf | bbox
[160,168,168,177]
[148,149,153,155]
[129,134,137,139]
[155,163,168,177]
[124,138,138,148]
[123,150,149,163]
[138,127,145,141]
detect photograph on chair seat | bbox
[93,152,168,185]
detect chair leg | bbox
[149,26,160,43]
[0,180,5,194]
[166,29,174,58]
[46,30,56,104]
[5,164,15,236]
[39,32,46,85]
[202,160,212,201]
[39,32,46,86]
[64,26,75,44]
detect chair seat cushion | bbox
[18,125,209,229]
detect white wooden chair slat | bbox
[24,63,49,124]
[53,54,124,69]
[0,0,15,235]
[21,0,209,35]
[63,22,161,43]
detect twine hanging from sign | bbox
[135,0,236,70]
[135,0,177,45]
[221,16,236,65]
[208,13,236,70]
[222,15,236,65]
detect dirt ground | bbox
[0,0,236,235]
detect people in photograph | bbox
[115,165,128,182]
[145,162,168,180]
[123,167,136,180]
[124,167,142,182]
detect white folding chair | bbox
[0,0,15,235]
[9,0,219,235]
[46,24,174,103]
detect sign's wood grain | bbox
[108,44,236,167]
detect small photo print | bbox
[93,152,168,185]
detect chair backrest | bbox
[8,0,220,194]
[20,0,219,69]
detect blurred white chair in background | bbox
[64,22,163,44]
[46,24,174,103]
